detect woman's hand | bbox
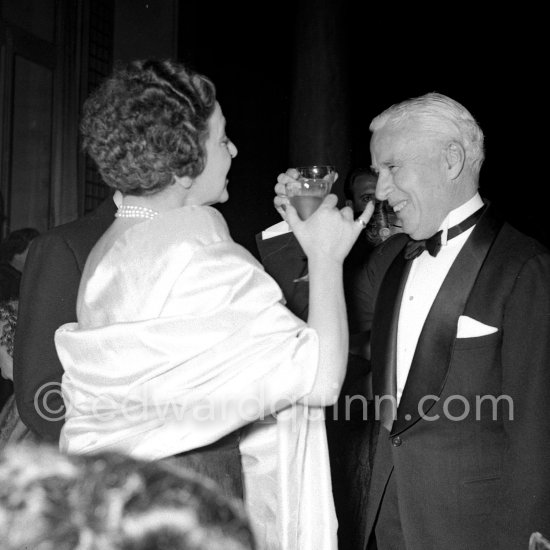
[274,168,339,217]
[274,168,299,218]
[275,168,374,263]
[286,195,374,264]
[273,169,374,405]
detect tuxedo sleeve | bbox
[499,251,550,545]
[255,231,309,322]
[13,233,81,442]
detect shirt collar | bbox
[439,192,484,245]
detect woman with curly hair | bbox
[54,59,372,549]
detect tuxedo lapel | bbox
[371,244,411,432]
[393,206,504,435]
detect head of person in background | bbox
[370,92,484,240]
[0,228,40,273]
[0,228,40,302]
[345,168,377,216]
[345,168,401,246]
[0,442,255,550]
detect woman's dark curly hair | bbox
[81,59,217,196]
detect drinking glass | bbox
[286,165,336,220]
[286,165,336,282]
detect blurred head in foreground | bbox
[0,443,254,550]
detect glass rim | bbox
[295,165,335,171]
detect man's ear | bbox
[345,199,354,209]
[444,141,465,180]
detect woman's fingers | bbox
[286,168,299,179]
[274,181,287,196]
[318,194,338,209]
[274,178,290,218]
[274,195,289,218]
[276,171,298,187]
[340,205,355,221]
[283,202,301,228]
[354,201,375,231]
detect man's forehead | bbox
[372,123,425,161]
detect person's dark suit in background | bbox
[13,197,116,442]
[356,92,550,549]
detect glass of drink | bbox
[286,165,336,283]
[286,165,336,220]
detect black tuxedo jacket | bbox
[355,206,550,549]
[255,229,374,322]
[255,231,309,320]
[13,197,116,442]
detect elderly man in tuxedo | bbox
[275,92,550,549]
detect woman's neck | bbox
[121,185,185,213]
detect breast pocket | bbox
[447,331,502,398]
[453,330,500,351]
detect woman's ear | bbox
[444,141,465,180]
[174,174,193,190]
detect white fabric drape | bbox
[55,205,337,549]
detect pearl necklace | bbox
[115,204,159,220]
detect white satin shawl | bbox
[55,205,337,550]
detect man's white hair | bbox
[370,92,485,175]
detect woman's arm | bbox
[282,190,374,406]
[304,254,348,405]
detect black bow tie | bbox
[404,205,486,260]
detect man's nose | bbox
[375,174,392,201]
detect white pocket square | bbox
[457,316,498,338]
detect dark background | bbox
[178,3,548,254]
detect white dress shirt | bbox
[396,193,484,404]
